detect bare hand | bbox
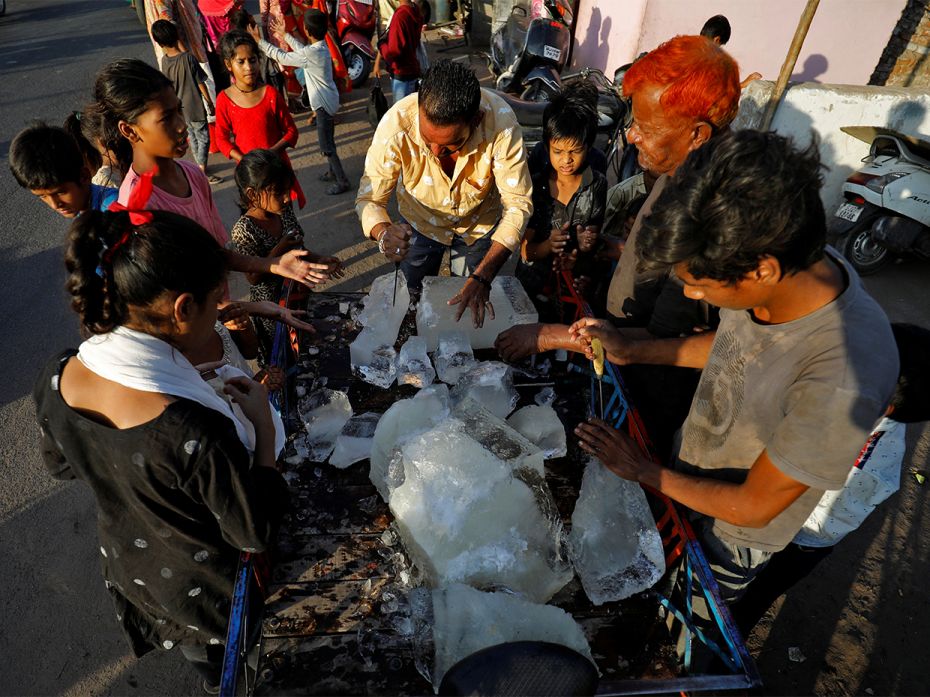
[311,254,346,281]
[223,376,272,427]
[273,249,339,287]
[569,317,634,364]
[549,221,571,255]
[278,307,316,334]
[573,275,591,295]
[574,418,655,482]
[246,22,262,42]
[449,276,494,328]
[577,225,598,253]
[268,15,286,38]
[255,365,285,392]
[495,322,546,361]
[377,223,413,263]
[554,248,578,273]
[218,302,252,331]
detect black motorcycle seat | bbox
[495,91,548,127]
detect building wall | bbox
[570,0,905,86]
[870,0,930,88]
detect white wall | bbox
[734,81,930,212]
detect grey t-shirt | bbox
[161,52,207,123]
[675,250,898,552]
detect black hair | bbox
[418,59,481,126]
[65,210,227,336]
[228,8,256,31]
[888,322,930,423]
[700,15,731,45]
[9,123,86,190]
[150,19,180,48]
[303,8,328,40]
[543,80,598,149]
[220,29,259,62]
[234,149,296,210]
[84,59,173,175]
[63,112,104,174]
[638,130,826,284]
[418,0,431,25]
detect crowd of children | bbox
[9,6,930,692]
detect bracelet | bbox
[470,273,491,288]
[377,234,388,255]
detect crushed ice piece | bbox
[329,412,380,468]
[295,385,307,397]
[788,646,806,663]
[450,361,518,419]
[370,385,451,500]
[398,336,436,388]
[325,314,340,322]
[423,584,594,692]
[298,389,353,462]
[306,347,320,356]
[339,301,350,315]
[534,386,556,406]
[433,330,476,385]
[506,405,566,458]
[415,275,537,351]
[351,330,398,388]
[388,398,571,602]
[569,457,665,604]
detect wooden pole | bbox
[760,0,821,131]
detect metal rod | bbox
[392,263,399,306]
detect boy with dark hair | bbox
[700,14,731,45]
[517,83,607,315]
[573,130,899,605]
[10,123,117,218]
[249,9,350,194]
[150,19,221,184]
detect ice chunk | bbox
[450,361,518,419]
[388,399,571,602]
[534,386,556,406]
[433,330,476,385]
[370,385,451,499]
[298,389,353,462]
[507,405,567,459]
[350,271,410,388]
[398,336,436,388]
[329,412,381,468]
[569,458,665,604]
[416,275,537,351]
[422,584,594,692]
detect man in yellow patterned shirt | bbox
[355,59,533,327]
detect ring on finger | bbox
[395,247,401,254]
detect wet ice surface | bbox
[397,336,436,389]
[298,389,353,461]
[450,361,519,419]
[414,583,594,692]
[350,271,410,388]
[433,330,476,385]
[416,276,538,351]
[329,412,381,468]
[569,458,665,605]
[506,405,567,459]
[387,399,572,603]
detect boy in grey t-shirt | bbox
[572,130,898,604]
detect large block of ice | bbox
[450,361,518,419]
[433,330,476,385]
[298,389,353,462]
[397,336,436,388]
[421,584,594,692]
[416,275,537,351]
[507,405,567,459]
[569,458,665,604]
[329,412,380,469]
[388,399,571,602]
[350,270,410,388]
[369,384,451,500]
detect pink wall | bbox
[571,0,905,86]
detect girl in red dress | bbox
[215,31,306,208]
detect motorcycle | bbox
[834,126,930,275]
[488,0,573,101]
[336,0,377,88]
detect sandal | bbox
[326,182,351,195]
[206,174,223,185]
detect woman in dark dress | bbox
[33,204,289,688]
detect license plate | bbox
[835,202,862,222]
[543,45,562,61]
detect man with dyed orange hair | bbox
[496,34,740,456]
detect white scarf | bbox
[77,326,285,456]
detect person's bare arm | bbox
[224,248,334,288]
[448,241,511,328]
[575,421,809,528]
[570,317,715,369]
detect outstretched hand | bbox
[218,302,252,332]
[449,276,494,328]
[273,249,339,287]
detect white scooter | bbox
[834,126,930,275]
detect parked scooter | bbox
[337,0,377,88]
[489,0,573,101]
[834,126,930,275]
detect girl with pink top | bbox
[87,58,337,287]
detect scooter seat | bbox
[495,91,548,128]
